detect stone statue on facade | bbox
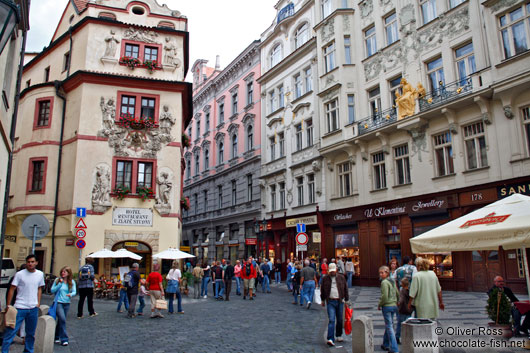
[396,78,419,120]
[100,97,116,130]
[163,37,181,67]
[103,30,120,58]
[92,165,112,212]
[155,171,172,214]
[159,105,175,134]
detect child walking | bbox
[137,279,148,316]
[396,277,414,344]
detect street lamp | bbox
[0,0,19,55]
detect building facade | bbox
[182,41,262,264]
[6,0,191,276]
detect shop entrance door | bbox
[471,250,500,292]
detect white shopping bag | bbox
[314,288,322,305]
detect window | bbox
[247,174,253,201]
[421,0,437,24]
[500,4,530,58]
[218,185,223,209]
[322,0,332,19]
[385,13,398,46]
[232,180,237,206]
[28,159,46,193]
[279,182,286,209]
[326,99,339,132]
[450,0,465,8]
[137,161,153,188]
[364,25,377,57]
[426,57,445,94]
[295,23,309,49]
[188,127,192,141]
[140,98,155,119]
[185,158,191,179]
[295,124,303,151]
[63,52,70,72]
[524,107,530,155]
[455,43,476,85]
[205,112,210,133]
[294,74,303,99]
[269,90,276,112]
[389,76,402,108]
[306,119,314,147]
[144,46,158,61]
[113,158,158,195]
[372,152,386,190]
[394,144,411,185]
[121,95,136,116]
[297,177,304,206]
[279,132,285,157]
[118,92,159,121]
[344,36,352,64]
[247,81,253,105]
[218,142,224,164]
[116,160,133,189]
[278,85,284,108]
[433,131,455,176]
[196,119,201,138]
[369,87,381,117]
[194,154,200,176]
[194,193,198,213]
[35,98,52,128]
[247,125,254,151]
[270,137,276,160]
[219,102,225,123]
[305,67,312,93]
[125,43,140,58]
[204,148,209,169]
[324,42,336,72]
[308,174,315,204]
[270,184,276,211]
[232,92,238,115]
[347,95,355,124]
[44,67,50,82]
[231,134,238,159]
[463,122,488,169]
[338,162,352,197]
[270,44,282,67]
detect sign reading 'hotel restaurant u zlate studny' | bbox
[112,208,153,227]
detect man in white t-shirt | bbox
[2,254,45,353]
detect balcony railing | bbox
[357,107,397,135]
[277,3,295,24]
[419,76,473,112]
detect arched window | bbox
[218,142,224,164]
[270,44,282,67]
[232,134,238,158]
[204,148,209,169]
[247,125,254,151]
[186,159,191,179]
[295,23,309,49]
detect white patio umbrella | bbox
[410,193,530,295]
[152,248,195,260]
[86,248,116,258]
[114,248,142,260]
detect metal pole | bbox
[521,247,530,299]
[32,225,38,254]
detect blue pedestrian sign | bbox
[296,223,306,233]
[76,208,86,218]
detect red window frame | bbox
[112,157,157,196]
[33,97,54,130]
[120,40,162,64]
[26,157,48,194]
[116,91,160,122]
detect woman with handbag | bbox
[51,266,77,346]
[166,261,183,314]
[147,267,165,318]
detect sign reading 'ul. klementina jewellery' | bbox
[112,208,153,227]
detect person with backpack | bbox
[394,256,417,289]
[77,257,97,318]
[241,258,257,300]
[126,263,141,318]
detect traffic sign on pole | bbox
[296,232,308,245]
[76,208,87,218]
[296,223,306,233]
[75,239,86,249]
[75,218,87,229]
[75,229,86,239]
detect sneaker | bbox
[157,312,164,318]
[77,316,83,319]
[203,295,207,299]
[178,311,184,314]
[337,336,344,342]
[117,310,123,313]
[90,312,98,317]
[62,342,69,346]
[327,340,335,346]
[307,302,312,309]
[55,340,61,344]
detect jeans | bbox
[261,275,270,293]
[292,286,300,304]
[117,288,129,311]
[235,277,241,295]
[326,299,344,342]
[301,280,316,305]
[346,271,353,288]
[396,313,411,340]
[193,281,201,299]
[382,306,399,353]
[286,275,293,290]
[77,287,95,317]
[1,307,38,353]
[55,302,70,343]
[201,277,210,296]
[168,288,182,313]
[275,272,281,284]
[215,279,224,298]
[137,296,145,313]
[127,293,137,316]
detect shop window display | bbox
[335,233,360,276]
[414,224,453,278]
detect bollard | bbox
[38,305,49,316]
[402,318,439,353]
[352,315,374,353]
[35,315,56,353]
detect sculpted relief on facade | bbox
[123,27,159,43]
[155,169,173,215]
[92,164,112,213]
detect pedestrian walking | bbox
[292,263,302,305]
[137,279,148,315]
[77,257,97,318]
[241,258,257,300]
[260,258,271,293]
[345,258,355,288]
[300,259,318,309]
[166,261,183,314]
[224,260,234,300]
[51,266,77,346]
[396,277,413,344]
[408,257,444,320]
[192,262,204,299]
[378,265,400,353]
[319,258,328,286]
[336,256,345,275]
[2,254,45,353]
[274,259,282,284]
[286,259,294,291]
[234,260,242,295]
[320,263,349,346]
[126,263,140,318]
[201,262,211,298]
[395,256,417,289]
[212,261,224,300]
[389,259,398,281]
[147,268,165,318]
[116,276,129,313]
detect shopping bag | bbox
[48,294,59,320]
[314,288,322,305]
[0,306,17,331]
[155,299,168,310]
[344,305,353,335]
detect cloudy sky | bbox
[26,0,277,72]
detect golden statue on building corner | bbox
[396,78,426,120]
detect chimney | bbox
[215,55,220,70]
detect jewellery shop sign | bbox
[112,208,153,227]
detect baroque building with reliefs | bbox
[182,41,262,264]
[6,0,192,276]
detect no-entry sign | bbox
[296,232,308,245]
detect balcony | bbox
[277,3,295,24]
[419,76,473,112]
[357,107,397,136]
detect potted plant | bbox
[113,184,130,200]
[136,186,154,201]
[486,288,513,338]
[143,59,160,73]
[119,56,141,69]
[182,133,190,148]
[180,195,190,211]
[181,271,193,296]
[117,114,156,130]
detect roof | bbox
[72,0,89,13]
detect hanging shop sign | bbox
[245,238,257,245]
[112,208,153,227]
[312,232,321,243]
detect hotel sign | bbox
[112,208,153,227]
[286,215,317,227]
